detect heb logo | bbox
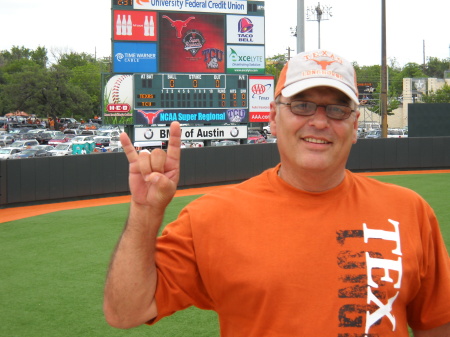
[107,103,131,113]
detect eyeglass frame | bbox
[276,100,356,120]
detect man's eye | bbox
[293,103,308,109]
[329,106,344,113]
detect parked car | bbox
[109,136,122,148]
[93,136,111,147]
[49,143,74,156]
[0,134,14,145]
[107,146,124,153]
[181,141,204,148]
[247,130,267,144]
[80,130,98,136]
[59,118,78,127]
[32,144,55,153]
[214,140,240,146]
[37,131,64,144]
[0,147,22,159]
[387,129,408,138]
[71,135,95,144]
[97,129,121,138]
[8,139,39,149]
[365,130,381,139]
[48,134,70,146]
[63,129,81,135]
[0,140,7,148]
[11,148,52,158]
[9,128,33,140]
[365,129,408,139]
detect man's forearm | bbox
[103,201,163,329]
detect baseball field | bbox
[1,170,449,336]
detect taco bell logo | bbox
[237,17,254,43]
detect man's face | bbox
[270,86,359,176]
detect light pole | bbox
[381,0,388,138]
[306,2,332,49]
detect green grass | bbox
[371,173,450,247]
[1,173,449,336]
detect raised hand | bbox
[120,121,182,211]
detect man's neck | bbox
[278,165,346,192]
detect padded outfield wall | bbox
[1,137,450,206]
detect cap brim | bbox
[281,78,359,105]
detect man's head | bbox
[270,50,360,190]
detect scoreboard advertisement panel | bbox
[106,0,272,133]
[134,73,249,124]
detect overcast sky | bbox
[1,0,449,67]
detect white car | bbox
[0,147,22,159]
[109,136,122,148]
[49,143,74,156]
[0,134,15,145]
[8,139,39,149]
[71,136,95,144]
[97,129,121,138]
[387,129,408,138]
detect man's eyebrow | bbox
[293,94,351,105]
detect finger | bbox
[137,149,152,181]
[120,132,138,163]
[165,121,181,170]
[149,148,166,174]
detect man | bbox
[104,50,450,336]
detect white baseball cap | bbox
[275,49,359,104]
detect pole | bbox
[297,0,305,53]
[381,0,388,138]
[318,20,321,48]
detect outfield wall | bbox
[1,137,450,206]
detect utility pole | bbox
[306,2,332,49]
[380,0,388,138]
[297,0,305,53]
[286,47,294,60]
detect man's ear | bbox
[352,110,360,144]
[269,101,278,137]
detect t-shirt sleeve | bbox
[407,203,450,330]
[149,207,214,324]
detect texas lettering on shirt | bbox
[336,219,402,336]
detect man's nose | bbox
[308,106,329,128]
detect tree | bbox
[0,46,48,68]
[421,83,450,103]
[423,57,450,78]
[0,46,103,119]
[265,54,288,86]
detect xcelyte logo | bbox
[229,48,239,62]
[229,48,263,64]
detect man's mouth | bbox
[303,137,331,144]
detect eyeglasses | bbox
[277,101,354,120]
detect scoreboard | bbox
[134,73,248,110]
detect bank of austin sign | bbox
[135,125,248,141]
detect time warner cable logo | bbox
[116,53,125,62]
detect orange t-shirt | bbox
[152,165,450,336]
